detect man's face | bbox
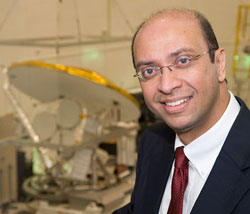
[133,14,228,143]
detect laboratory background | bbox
[0,0,249,213]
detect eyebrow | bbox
[169,48,196,57]
[135,47,197,69]
[135,61,155,69]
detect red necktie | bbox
[168,146,189,214]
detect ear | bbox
[214,48,226,82]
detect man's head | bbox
[133,9,229,144]
[132,9,219,68]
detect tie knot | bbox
[175,146,188,169]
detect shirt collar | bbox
[175,91,240,180]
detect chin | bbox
[163,118,192,132]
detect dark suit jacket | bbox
[113,97,250,214]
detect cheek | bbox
[193,69,219,106]
[190,67,216,91]
[141,86,152,103]
[140,83,156,105]
[202,68,219,90]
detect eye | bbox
[176,56,192,66]
[141,67,159,79]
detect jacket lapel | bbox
[191,98,250,214]
[137,123,175,213]
[191,151,250,214]
[147,142,174,213]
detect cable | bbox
[113,0,134,33]
[73,0,82,42]
[0,0,18,32]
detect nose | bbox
[160,65,173,72]
[157,67,182,94]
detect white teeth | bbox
[166,97,190,107]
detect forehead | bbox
[134,12,207,56]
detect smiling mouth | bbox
[165,96,192,107]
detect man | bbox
[113,8,250,214]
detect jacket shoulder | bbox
[143,122,175,141]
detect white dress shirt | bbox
[159,91,240,214]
